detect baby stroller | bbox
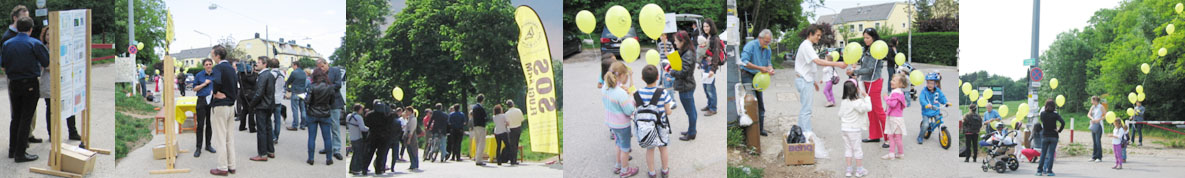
[980,123,1020,173]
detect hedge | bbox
[848,32,958,66]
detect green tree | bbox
[115,0,168,65]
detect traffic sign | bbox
[1023,58,1037,66]
[1030,67,1043,81]
[128,45,138,55]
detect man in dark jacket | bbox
[286,63,309,130]
[961,107,982,162]
[2,16,47,162]
[447,104,467,161]
[238,61,258,132]
[364,101,393,174]
[470,94,489,166]
[428,103,450,162]
[5,5,46,145]
[208,45,240,175]
[249,57,277,161]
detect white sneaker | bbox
[845,167,853,177]
[855,167,868,177]
[881,153,896,160]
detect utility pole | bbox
[128,0,134,57]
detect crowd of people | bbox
[2,5,54,163]
[346,94,528,176]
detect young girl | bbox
[1110,119,1127,169]
[822,51,839,107]
[602,61,638,177]
[839,80,872,177]
[883,74,909,160]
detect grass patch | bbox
[116,84,157,114]
[1153,140,1185,148]
[1061,142,1087,157]
[727,165,764,178]
[114,112,153,159]
[728,126,745,147]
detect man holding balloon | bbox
[740,29,774,136]
[794,24,848,136]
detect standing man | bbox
[269,58,286,143]
[503,100,524,165]
[470,94,490,166]
[286,63,309,130]
[5,5,44,144]
[249,57,278,161]
[403,107,420,170]
[238,59,259,132]
[796,24,846,135]
[207,45,240,175]
[192,59,217,157]
[447,104,467,161]
[2,16,47,162]
[429,103,450,162]
[739,29,773,136]
[316,58,345,160]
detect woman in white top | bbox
[491,105,509,165]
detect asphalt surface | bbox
[562,49,728,177]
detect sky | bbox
[960,0,1123,79]
[163,0,345,59]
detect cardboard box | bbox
[152,143,178,160]
[783,141,816,165]
[61,144,97,174]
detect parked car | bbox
[600,26,637,60]
[563,30,582,58]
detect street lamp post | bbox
[194,30,212,46]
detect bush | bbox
[915,16,959,32]
[186,67,204,74]
[848,32,959,66]
[727,166,763,178]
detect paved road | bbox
[0,63,116,177]
[957,129,1185,177]
[344,149,563,177]
[732,62,961,177]
[562,49,727,177]
[113,79,346,177]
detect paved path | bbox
[957,129,1185,177]
[0,63,116,177]
[344,149,563,177]
[732,62,961,177]
[113,80,346,177]
[562,49,727,177]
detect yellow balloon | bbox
[629,85,637,94]
[910,70,925,86]
[667,50,683,71]
[392,87,404,101]
[137,42,145,51]
[961,82,972,95]
[1136,85,1144,94]
[645,49,660,66]
[1141,63,1151,74]
[1050,78,1059,90]
[1138,92,1146,102]
[575,10,596,34]
[1016,103,1030,120]
[870,40,888,59]
[998,105,1010,118]
[1106,111,1117,124]
[753,72,771,91]
[977,97,988,107]
[1128,92,1138,104]
[895,53,906,66]
[1056,95,1066,107]
[1169,24,1176,34]
[1177,3,1184,14]
[968,90,980,102]
[1159,47,1168,57]
[638,4,666,39]
[604,5,631,38]
[620,38,640,63]
[984,88,994,100]
[829,51,840,62]
[1127,108,1136,117]
[843,42,864,65]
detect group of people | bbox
[598,18,723,178]
[346,94,527,176]
[2,5,61,163]
[184,44,346,175]
[740,24,951,177]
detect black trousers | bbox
[8,78,38,156]
[237,98,256,131]
[370,138,391,174]
[963,133,978,161]
[447,128,464,160]
[195,97,213,149]
[349,138,371,173]
[495,132,509,163]
[178,83,186,96]
[43,98,79,137]
[255,110,274,155]
[508,127,522,164]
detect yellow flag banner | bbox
[514,6,560,154]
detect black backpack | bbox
[633,89,670,148]
[787,125,806,143]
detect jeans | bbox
[195,96,213,149]
[1037,137,1058,173]
[741,72,766,131]
[435,133,449,161]
[7,78,37,156]
[1131,122,1144,144]
[307,116,334,162]
[349,139,371,173]
[273,105,283,141]
[795,78,814,133]
[679,90,698,135]
[611,128,632,152]
[254,110,274,156]
[330,109,343,154]
[406,137,419,169]
[290,96,307,128]
[1091,124,1103,160]
[703,81,717,111]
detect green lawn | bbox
[115,84,157,114]
[114,84,158,160]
